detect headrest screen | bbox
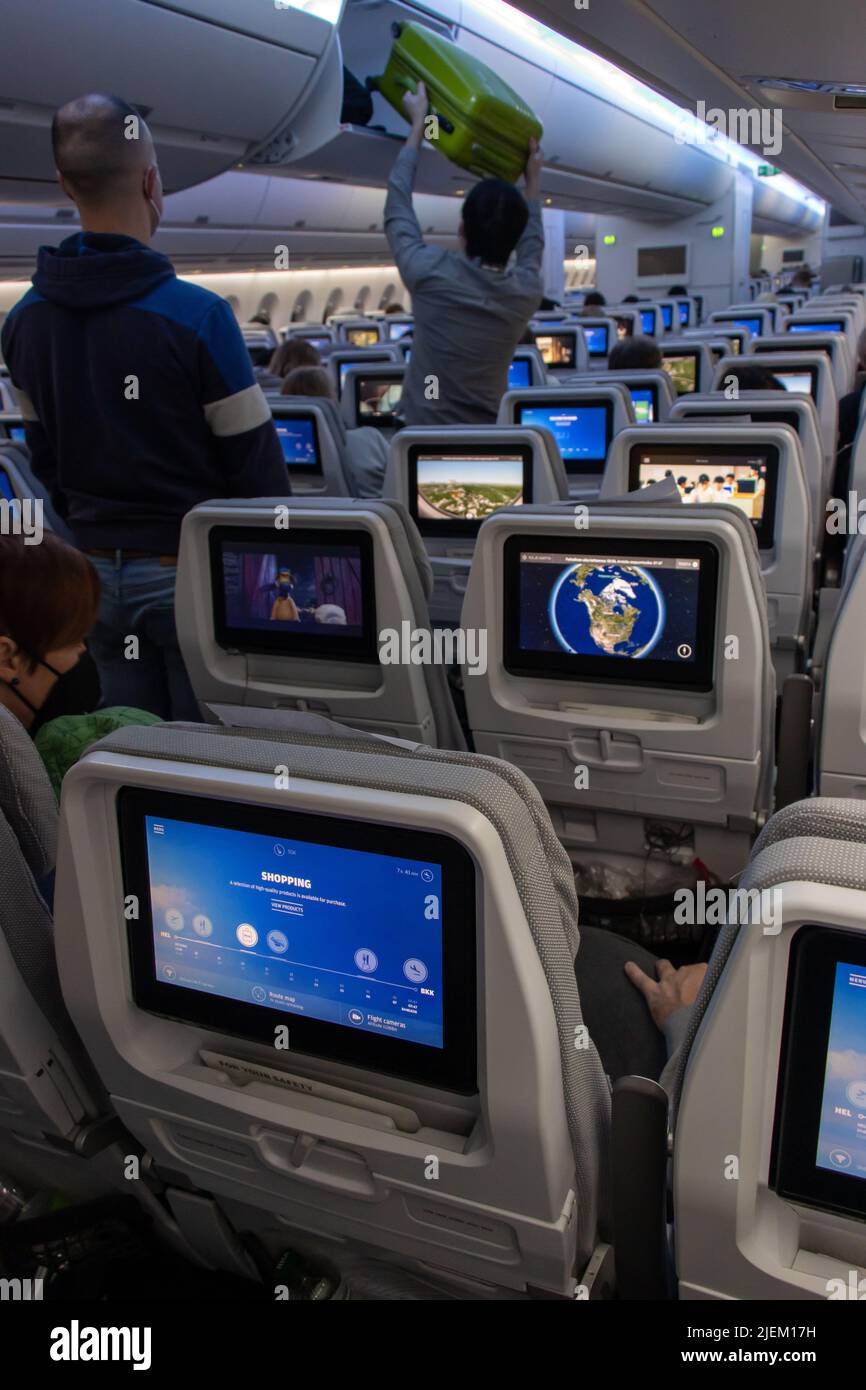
[678,302,690,327]
[119,789,477,1092]
[631,388,655,424]
[209,525,377,662]
[346,327,379,347]
[774,369,818,398]
[515,400,612,474]
[660,304,673,330]
[338,356,390,390]
[0,469,16,502]
[408,444,532,537]
[272,415,320,472]
[7,425,26,443]
[787,321,843,335]
[661,353,697,395]
[503,534,718,691]
[583,324,609,356]
[508,357,532,389]
[727,316,763,337]
[387,320,413,340]
[354,374,403,427]
[639,309,656,335]
[298,335,332,353]
[628,442,780,549]
[771,926,866,1221]
[533,332,576,369]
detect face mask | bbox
[1,651,101,737]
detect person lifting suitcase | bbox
[384,80,545,427]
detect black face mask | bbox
[1,650,101,737]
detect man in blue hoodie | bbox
[0,93,289,719]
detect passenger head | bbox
[460,179,529,268]
[621,294,639,304]
[668,284,688,297]
[281,366,336,400]
[0,534,100,730]
[791,267,812,289]
[721,364,784,392]
[269,338,321,378]
[52,93,163,243]
[383,302,406,315]
[608,335,663,370]
[583,291,606,309]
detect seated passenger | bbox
[0,533,159,797]
[258,337,321,391]
[608,335,663,370]
[836,327,866,466]
[383,302,406,315]
[281,366,389,499]
[384,81,544,425]
[578,290,606,315]
[668,284,688,297]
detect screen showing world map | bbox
[504,537,718,691]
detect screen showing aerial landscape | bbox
[414,452,526,525]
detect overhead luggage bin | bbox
[0,0,343,193]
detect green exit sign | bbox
[758,164,781,176]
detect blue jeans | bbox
[87,554,200,721]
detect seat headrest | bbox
[0,705,57,879]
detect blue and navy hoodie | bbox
[0,233,288,552]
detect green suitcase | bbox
[367,21,543,184]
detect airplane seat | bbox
[0,706,134,1200]
[269,397,352,497]
[497,383,634,500]
[671,797,866,1298]
[668,392,826,561]
[53,719,612,1297]
[602,423,813,682]
[175,496,466,750]
[0,442,73,541]
[461,499,776,884]
[383,425,569,624]
[0,378,17,411]
[711,352,838,484]
[754,332,854,399]
[816,533,866,796]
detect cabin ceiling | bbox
[517,0,866,225]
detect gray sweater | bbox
[384,147,544,426]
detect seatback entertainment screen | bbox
[533,332,576,369]
[355,375,403,427]
[408,445,531,537]
[787,321,844,335]
[272,415,320,471]
[0,469,16,503]
[661,353,698,395]
[640,309,656,335]
[119,790,477,1092]
[660,304,673,331]
[387,321,413,341]
[503,535,718,690]
[515,400,612,474]
[729,316,763,337]
[338,356,391,391]
[772,926,866,1221]
[583,324,609,356]
[631,388,655,424]
[774,369,818,398]
[346,327,379,347]
[209,525,377,662]
[629,443,779,549]
[508,357,532,389]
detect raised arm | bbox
[383,81,443,292]
[513,136,545,281]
